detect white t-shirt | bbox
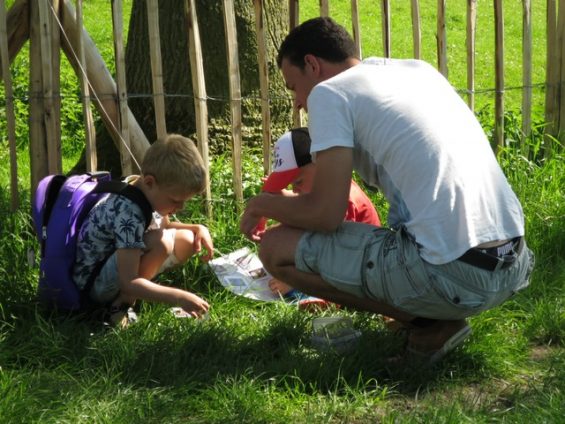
[307,57,524,264]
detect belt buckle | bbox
[494,254,516,271]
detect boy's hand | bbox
[192,224,214,262]
[253,217,267,239]
[179,291,209,318]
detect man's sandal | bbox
[407,324,472,365]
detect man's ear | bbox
[304,54,321,76]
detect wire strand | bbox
[48,0,141,169]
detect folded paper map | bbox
[208,247,325,306]
[208,247,280,302]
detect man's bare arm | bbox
[241,146,353,237]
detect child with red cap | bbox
[262,127,381,302]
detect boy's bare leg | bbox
[171,229,196,263]
[110,229,174,320]
[138,229,172,279]
[268,278,294,296]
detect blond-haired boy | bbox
[73,134,213,326]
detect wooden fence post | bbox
[0,0,19,210]
[76,0,97,172]
[466,0,477,111]
[146,0,167,141]
[494,0,505,151]
[29,0,49,192]
[381,0,391,58]
[437,0,447,77]
[521,0,532,152]
[289,0,302,128]
[544,0,557,158]
[319,0,329,17]
[38,0,61,174]
[411,0,421,59]
[184,0,211,216]
[111,0,133,175]
[253,0,272,175]
[557,0,565,146]
[223,0,243,203]
[51,0,61,169]
[351,0,362,59]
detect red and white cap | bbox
[262,127,312,192]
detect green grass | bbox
[0,141,564,423]
[1,0,564,423]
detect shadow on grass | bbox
[0,296,487,398]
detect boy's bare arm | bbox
[124,277,209,317]
[116,248,209,316]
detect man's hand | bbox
[240,197,265,242]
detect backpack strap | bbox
[93,181,153,230]
[40,175,67,255]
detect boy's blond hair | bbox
[141,134,206,194]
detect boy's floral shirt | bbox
[72,194,147,289]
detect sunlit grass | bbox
[0,1,563,423]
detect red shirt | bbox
[345,180,381,226]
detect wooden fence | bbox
[1,0,564,213]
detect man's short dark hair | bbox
[277,17,357,69]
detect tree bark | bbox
[124,0,291,152]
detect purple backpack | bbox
[32,172,152,311]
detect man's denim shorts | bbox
[295,222,534,320]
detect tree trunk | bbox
[124,0,291,153]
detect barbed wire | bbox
[1,2,560,111]
[0,81,560,104]
[45,0,143,169]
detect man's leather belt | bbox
[458,237,523,271]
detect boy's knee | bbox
[172,229,195,263]
[144,229,174,256]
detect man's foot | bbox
[406,319,471,365]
